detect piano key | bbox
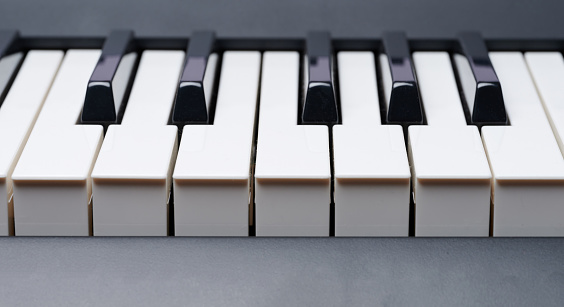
[380,31,423,125]
[524,52,564,153]
[0,30,18,57]
[12,50,103,236]
[0,51,63,236]
[81,30,137,126]
[482,52,564,236]
[332,52,410,236]
[454,32,507,125]
[172,31,218,125]
[301,31,339,124]
[410,52,492,237]
[0,30,23,105]
[173,51,261,236]
[255,52,331,236]
[91,51,184,236]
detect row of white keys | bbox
[0,51,63,235]
[411,52,491,236]
[91,51,184,236]
[173,52,261,236]
[12,50,103,236]
[254,52,331,236]
[332,52,410,236]
[482,52,564,236]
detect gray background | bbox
[1,0,563,39]
[1,237,564,306]
[1,0,564,305]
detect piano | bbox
[1,0,564,305]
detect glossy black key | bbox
[172,31,216,125]
[302,31,339,125]
[458,32,507,125]
[0,30,22,106]
[0,30,18,58]
[382,31,423,125]
[81,30,136,125]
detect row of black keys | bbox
[0,29,507,128]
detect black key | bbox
[302,31,339,125]
[0,30,22,107]
[458,32,507,125]
[81,30,137,125]
[382,31,423,125]
[172,31,216,125]
[0,30,18,58]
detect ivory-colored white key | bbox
[525,52,564,153]
[410,52,491,237]
[254,52,331,237]
[332,52,410,236]
[0,51,63,236]
[482,52,564,236]
[12,50,103,236]
[91,51,184,236]
[173,52,261,236]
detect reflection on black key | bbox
[0,30,18,58]
[0,30,22,106]
[458,32,507,125]
[302,31,339,125]
[382,31,423,125]
[172,31,216,125]
[81,30,137,125]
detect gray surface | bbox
[1,0,564,39]
[0,237,563,306]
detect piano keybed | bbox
[2,32,564,237]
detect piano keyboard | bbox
[2,30,564,237]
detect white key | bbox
[525,52,564,153]
[0,51,63,236]
[410,52,491,237]
[482,52,564,236]
[12,50,103,236]
[332,52,410,236]
[91,51,184,236]
[0,52,23,100]
[173,52,261,236]
[254,52,331,237]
